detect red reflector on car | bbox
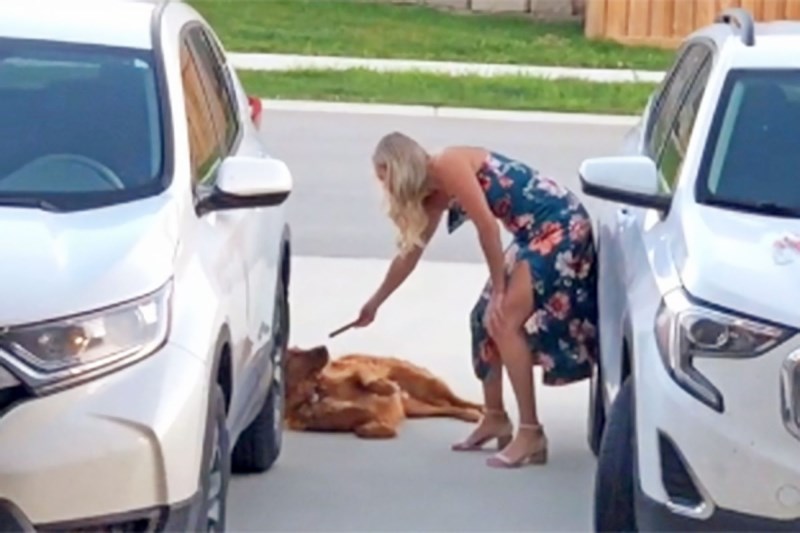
[247,95,263,128]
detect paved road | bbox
[227,110,631,532]
[266,109,631,263]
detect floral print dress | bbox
[448,151,599,386]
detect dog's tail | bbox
[403,397,483,423]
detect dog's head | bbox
[284,345,330,413]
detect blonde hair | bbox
[372,132,431,255]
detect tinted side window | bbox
[645,53,686,146]
[180,40,221,183]
[187,28,239,153]
[657,58,711,191]
[648,44,710,158]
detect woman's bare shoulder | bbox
[430,145,489,169]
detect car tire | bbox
[198,384,230,532]
[231,277,288,474]
[594,377,637,532]
[588,361,606,457]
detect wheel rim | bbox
[206,424,223,531]
[271,290,288,444]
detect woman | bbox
[351,132,598,469]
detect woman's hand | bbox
[354,298,381,328]
[485,288,505,336]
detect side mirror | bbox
[197,156,293,215]
[579,155,670,211]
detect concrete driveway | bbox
[228,108,632,532]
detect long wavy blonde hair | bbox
[372,132,431,256]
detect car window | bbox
[645,51,687,147]
[187,27,239,154]
[656,57,711,191]
[0,37,165,210]
[648,44,711,160]
[180,39,222,185]
[697,70,800,214]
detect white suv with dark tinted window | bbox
[0,1,291,530]
[581,8,800,532]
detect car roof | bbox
[0,0,167,50]
[694,18,800,54]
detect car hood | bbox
[672,205,800,327]
[0,196,179,326]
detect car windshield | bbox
[697,69,800,217]
[0,37,166,211]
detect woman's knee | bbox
[492,324,523,347]
[488,312,526,349]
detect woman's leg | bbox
[481,347,504,411]
[451,357,513,451]
[487,262,545,466]
[451,298,513,451]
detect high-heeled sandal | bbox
[451,409,513,452]
[485,423,548,468]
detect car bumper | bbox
[635,332,800,523]
[0,493,201,532]
[0,341,210,526]
[636,487,800,531]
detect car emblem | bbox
[773,234,800,265]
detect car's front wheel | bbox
[231,277,288,473]
[594,377,637,532]
[198,384,230,532]
[587,361,605,457]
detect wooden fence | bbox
[585,0,800,48]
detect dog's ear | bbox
[310,345,330,363]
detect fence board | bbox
[762,0,786,19]
[606,0,630,39]
[628,0,651,37]
[787,0,800,18]
[587,0,800,46]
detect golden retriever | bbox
[285,346,484,438]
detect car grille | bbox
[780,351,800,441]
[38,516,157,533]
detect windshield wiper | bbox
[0,197,59,211]
[705,197,800,218]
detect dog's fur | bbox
[285,346,484,438]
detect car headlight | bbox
[0,282,171,393]
[654,288,791,412]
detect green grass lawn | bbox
[239,69,656,115]
[194,0,675,70]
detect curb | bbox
[229,53,665,84]
[260,99,640,126]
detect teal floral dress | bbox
[448,151,599,386]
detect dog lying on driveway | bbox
[285,346,484,438]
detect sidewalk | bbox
[229,52,666,84]
[261,99,640,124]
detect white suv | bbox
[581,8,800,532]
[0,1,292,530]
